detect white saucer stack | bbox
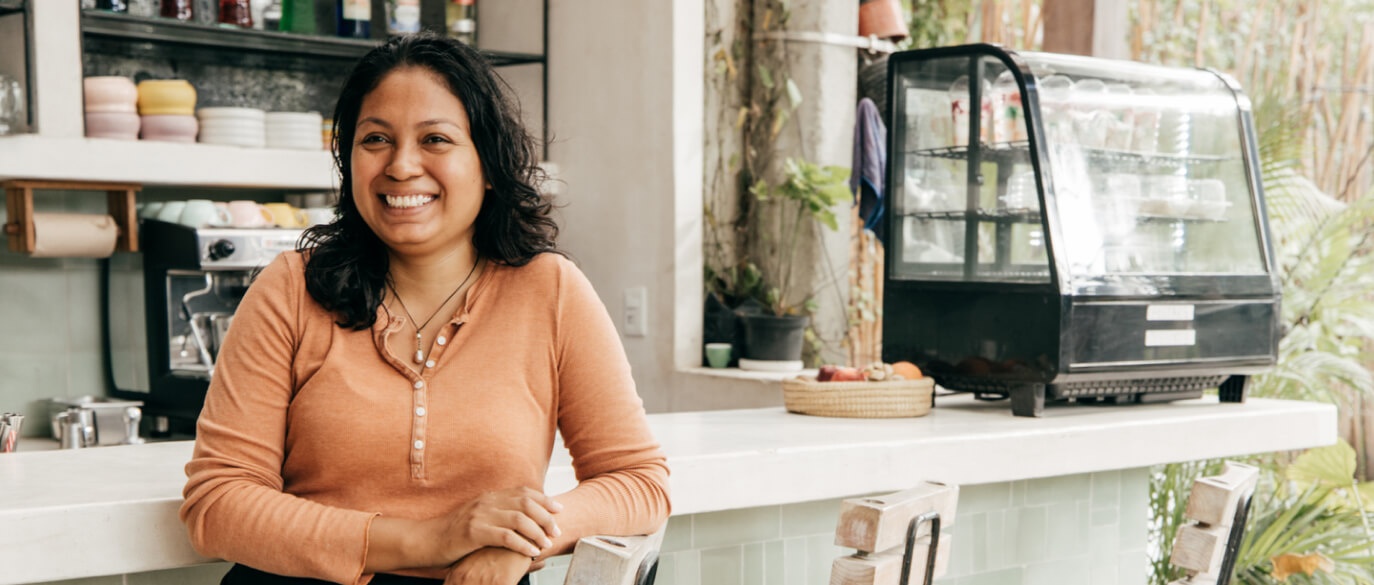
[197,107,266,148]
[266,112,325,150]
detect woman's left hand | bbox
[444,547,543,585]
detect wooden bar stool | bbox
[830,482,959,585]
[1168,462,1260,585]
[562,526,665,585]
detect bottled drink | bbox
[279,0,316,34]
[387,0,420,35]
[445,0,475,45]
[95,0,129,12]
[160,0,194,20]
[337,0,372,38]
[263,0,282,29]
[219,0,253,27]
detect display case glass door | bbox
[889,55,1051,284]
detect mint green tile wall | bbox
[24,470,1150,585]
[525,468,1151,585]
[0,191,113,438]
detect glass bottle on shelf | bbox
[160,0,194,20]
[95,0,129,13]
[446,0,476,45]
[219,0,253,27]
[387,0,421,35]
[337,0,372,38]
[262,0,282,29]
[279,0,316,34]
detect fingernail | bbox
[543,539,552,548]
[553,525,562,538]
[552,501,564,512]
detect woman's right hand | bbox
[424,487,563,566]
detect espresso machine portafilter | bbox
[106,220,302,432]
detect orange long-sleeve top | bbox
[180,251,671,585]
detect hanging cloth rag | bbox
[850,97,887,241]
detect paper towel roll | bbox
[31,213,119,258]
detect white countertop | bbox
[0,395,1336,584]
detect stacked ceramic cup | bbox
[198,107,266,148]
[266,112,325,150]
[137,80,198,143]
[84,76,140,140]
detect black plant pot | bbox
[738,313,810,362]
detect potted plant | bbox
[734,157,850,367]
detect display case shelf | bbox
[80,11,545,66]
[906,142,1232,169]
[901,209,1226,224]
[0,0,23,17]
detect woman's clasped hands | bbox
[422,487,563,584]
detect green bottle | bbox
[279,0,317,34]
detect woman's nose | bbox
[385,144,423,181]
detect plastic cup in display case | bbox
[1103,83,1135,150]
[1001,170,1037,210]
[948,75,992,147]
[1037,75,1074,144]
[1131,88,1161,152]
[992,70,1026,144]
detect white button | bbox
[425,360,436,368]
[436,336,447,346]
[416,406,426,416]
[414,440,425,450]
[413,380,424,389]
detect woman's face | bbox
[351,66,486,259]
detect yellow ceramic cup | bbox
[137,80,197,116]
[263,203,307,228]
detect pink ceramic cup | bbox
[140,114,199,142]
[85,112,141,140]
[84,76,138,114]
[227,200,273,228]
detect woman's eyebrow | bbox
[417,119,463,129]
[357,117,390,128]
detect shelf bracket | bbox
[3,179,140,254]
[752,31,898,54]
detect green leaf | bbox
[802,298,819,313]
[785,78,803,109]
[770,107,789,138]
[1287,440,1358,487]
[727,152,739,172]
[758,64,774,90]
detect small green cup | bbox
[705,342,733,368]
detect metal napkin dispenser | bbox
[48,396,144,446]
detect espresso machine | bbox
[106,219,303,432]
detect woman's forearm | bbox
[365,516,451,573]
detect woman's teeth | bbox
[384,194,436,208]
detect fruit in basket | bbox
[817,365,839,382]
[892,361,923,380]
[832,367,866,382]
[862,362,895,381]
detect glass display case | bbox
[881,45,1280,417]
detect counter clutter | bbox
[0,394,1336,585]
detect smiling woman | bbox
[179,33,671,585]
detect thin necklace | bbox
[387,256,481,364]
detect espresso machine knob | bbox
[207,240,236,261]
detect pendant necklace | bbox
[386,256,481,364]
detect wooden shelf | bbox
[80,10,545,66]
[0,135,337,189]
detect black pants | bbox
[221,564,532,585]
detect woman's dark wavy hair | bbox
[300,32,559,330]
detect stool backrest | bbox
[563,527,665,585]
[831,482,959,585]
[1168,462,1259,585]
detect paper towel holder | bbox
[3,180,140,254]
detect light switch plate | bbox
[623,287,647,337]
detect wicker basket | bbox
[781,376,935,418]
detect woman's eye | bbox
[424,135,452,144]
[361,134,387,144]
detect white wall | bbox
[550,0,786,412]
